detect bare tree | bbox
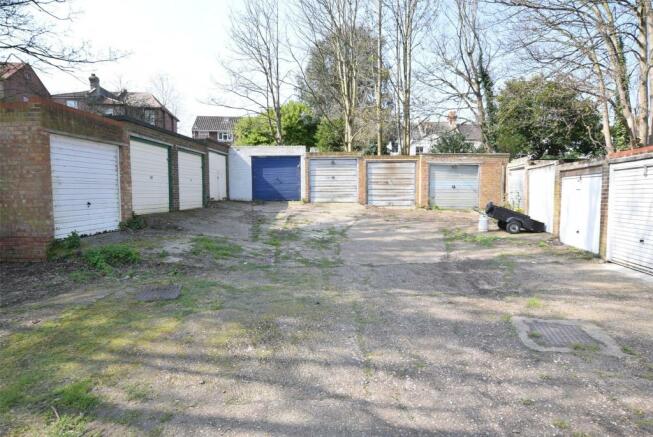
[376,0,384,155]
[497,0,653,149]
[214,0,284,144]
[419,0,496,151]
[149,74,182,117]
[0,0,119,69]
[295,0,368,152]
[388,0,434,154]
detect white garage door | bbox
[130,139,170,214]
[508,167,525,209]
[608,159,653,274]
[309,158,358,202]
[527,164,556,232]
[560,173,602,253]
[367,161,416,206]
[429,164,479,209]
[208,151,227,200]
[50,134,121,238]
[178,150,203,210]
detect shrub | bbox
[47,232,82,260]
[119,215,147,231]
[84,244,140,273]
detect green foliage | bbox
[83,244,140,273]
[45,414,89,437]
[47,232,82,260]
[495,75,604,158]
[315,118,345,152]
[119,215,147,231]
[430,130,476,153]
[234,115,275,145]
[478,52,497,149]
[234,101,317,146]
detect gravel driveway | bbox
[1,202,652,436]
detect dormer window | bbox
[218,131,233,142]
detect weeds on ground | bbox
[191,236,242,260]
[553,419,570,430]
[45,413,89,437]
[47,232,82,260]
[444,228,500,248]
[622,345,636,355]
[526,297,543,309]
[84,244,140,273]
[119,215,147,231]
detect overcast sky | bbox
[42,0,246,135]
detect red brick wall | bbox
[0,65,51,102]
[0,100,130,261]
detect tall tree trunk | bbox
[636,1,649,145]
[376,0,383,155]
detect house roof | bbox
[0,63,25,80]
[192,116,241,132]
[414,120,482,143]
[51,89,179,120]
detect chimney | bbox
[447,110,457,128]
[89,73,100,90]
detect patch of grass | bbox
[444,228,499,247]
[264,229,301,247]
[622,345,637,355]
[571,343,600,353]
[553,419,570,430]
[500,314,512,323]
[159,411,174,423]
[571,432,591,437]
[124,383,152,402]
[191,236,242,260]
[119,215,147,231]
[521,398,535,406]
[45,414,89,437]
[636,418,653,429]
[68,270,98,283]
[54,379,98,412]
[528,331,542,339]
[537,240,549,249]
[158,249,170,258]
[526,297,543,309]
[84,244,140,273]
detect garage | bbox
[178,150,203,210]
[208,151,227,200]
[527,163,556,232]
[367,161,416,206]
[507,167,525,209]
[429,164,479,209]
[309,158,358,202]
[50,134,121,238]
[130,138,170,214]
[252,156,301,201]
[559,173,602,253]
[607,158,653,274]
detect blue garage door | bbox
[252,156,301,201]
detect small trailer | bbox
[485,202,546,234]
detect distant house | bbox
[51,74,178,132]
[0,63,51,102]
[388,111,483,155]
[192,116,241,145]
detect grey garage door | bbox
[309,158,358,202]
[367,161,416,206]
[429,164,479,209]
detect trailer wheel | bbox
[498,221,507,230]
[506,221,521,234]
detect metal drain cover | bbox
[512,317,624,357]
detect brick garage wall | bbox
[551,160,604,243]
[119,119,210,211]
[0,100,129,261]
[419,154,509,208]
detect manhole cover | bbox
[512,317,624,357]
[136,284,182,302]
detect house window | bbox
[144,109,157,125]
[415,146,424,155]
[218,131,233,142]
[66,100,78,109]
[103,107,114,115]
[21,96,29,102]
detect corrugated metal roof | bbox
[192,116,241,132]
